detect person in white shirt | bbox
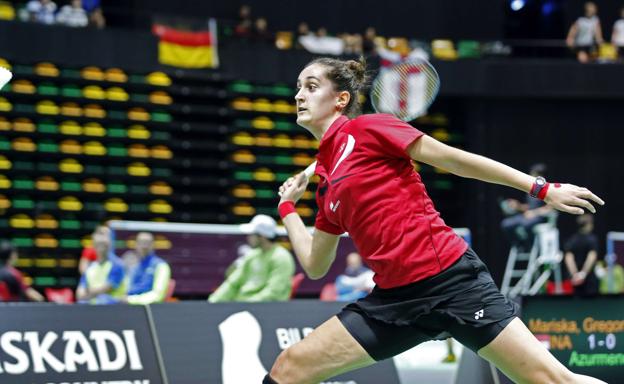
[26,0,57,25]
[566,1,604,63]
[56,0,88,28]
[611,7,624,59]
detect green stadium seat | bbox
[60,219,81,230]
[61,69,81,79]
[13,177,35,189]
[59,238,81,248]
[229,81,254,93]
[457,40,481,59]
[61,85,82,98]
[0,137,9,151]
[108,110,127,120]
[151,111,172,122]
[37,82,60,96]
[271,83,293,97]
[108,144,127,157]
[34,277,57,287]
[234,171,253,181]
[84,164,105,174]
[60,180,81,192]
[37,121,58,134]
[107,183,128,193]
[12,197,34,209]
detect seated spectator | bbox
[0,240,45,302]
[252,17,273,44]
[298,26,345,55]
[564,214,599,295]
[295,22,313,50]
[88,7,105,29]
[26,0,57,25]
[76,231,126,304]
[225,243,253,278]
[209,215,295,302]
[611,7,624,59]
[124,232,171,304]
[78,224,114,275]
[335,252,374,301]
[234,4,252,37]
[566,1,603,63]
[500,163,555,251]
[56,0,88,27]
[362,27,379,55]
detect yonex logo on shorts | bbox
[474,309,484,320]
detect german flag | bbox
[152,18,219,69]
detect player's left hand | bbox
[544,183,605,215]
[278,172,308,204]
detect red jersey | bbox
[81,246,97,262]
[314,114,467,289]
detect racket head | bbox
[369,58,440,122]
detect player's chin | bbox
[296,114,311,127]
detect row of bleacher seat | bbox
[0,175,172,194]
[1,196,172,215]
[0,157,171,176]
[231,97,296,113]
[231,132,318,149]
[0,138,172,158]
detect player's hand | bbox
[278,172,308,204]
[544,183,604,215]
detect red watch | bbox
[530,176,549,200]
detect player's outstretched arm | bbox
[407,135,605,215]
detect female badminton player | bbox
[267,57,606,384]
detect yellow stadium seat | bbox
[105,68,128,83]
[36,100,60,115]
[0,2,16,21]
[232,97,253,111]
[253,167,276,181]
[293,153,314,166]
[0,97,11,112]
[296,203,315,217]
[0,175,11,189]
[60,102,83,117]
[59,159,83,173]
[83,85,106,99]
[231,132,254,146]
[83,122,105,137]
[149,91,172,105]
[251,116,275,130]
[273,100,295,114]
[35,234,58,248]
[0,155,11,169]
[59,139,83,155]
[12,137,36,152]
[255,133,272,147]
[272,134,292,148]
[12,118,35,132]
[106,87,129,101]
[127,162,151,176]
[432,39,458,60]
[253,98,273,112]
[81,66,105,81]
[154,235,172,250]
[232,184,256,198]
[35,62,60,77]
[150,145,173,159]
[232,202,255,216]
[12,79,35,94]
[35,176,59,191]
[292,135,313,149]
[128,107,150,121]
[432,128,450,142]
[0,116,10,130]
[84,104,106,118]
[59,121,82,135]
[0,58,10,70]
[83,141,106,156]
[387,37,410,55]
[599,43,618,61]
[35,214,58,229]
[82,178,105,193]
[127,125,150,139]
[128,144,150,158]
[0,194,10,209]
[232,150,255,164]
[149,199,172,214]
[275,31,293,50]
[149,181,173,196]
[146,72,172,86]
[10,214,35,228]
[58,196,83,211]
[105,198,128,212]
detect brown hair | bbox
[305,57,369,117]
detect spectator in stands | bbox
[295,22,313,50]
[252,17,273,44]
[563,214,599,295]
[26,0,57,25]
[123,232,171,304]
[209,215,295,302]
[342,33,363,55]
[235,4,252,37]
[362,27,379,55]
[500,163,555,251]
[298,26,345,55]
[56,0,87,27]
[0,240,45,302]
[224,243,253,278]
[335,252,374,301]
[566,1,604,63]
[76,231,126,304]
[611,7,624,59]
[88,6,105,29]
[78,224,113,275]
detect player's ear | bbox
[336,91,350,111]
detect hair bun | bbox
[346,58,366,85]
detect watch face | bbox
[536,177,546,186]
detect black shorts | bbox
[337,248,519,361]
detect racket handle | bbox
[303,161,317,179]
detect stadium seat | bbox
[150,145,173,159]
[387,37,410,55]
[272,100,293,114]
[127,162,151,176]
[127,124,150,139]
[35,62,60,77]
[13,118,35,132]
[149,91,172,105]
[83,85,106,99]
[145,72,171,86]
[232,202,255,216]
[105,198,129,213]
[149,181,173,195]
[0,117,9,130]
[59,139,83,155]
[37,82,60,96]
[35,176,59,191]
[36,100,60,115]
[252,98,273,112]
[45,287,75,304]
[81,66,105,81]
[82,178,105,193]
[319,283,337,301]
[457,40,481,59]
[58,196,83,211]
[106,87,130,101]
[12,137,36,152]
[148,200,172,214]
[35,214,58,229]
[61,85,82,98]
[231,132,254,146]
[0,155,11,170]
[0,176,10,189]
[275,31,293,50]
[232,184,255,198]
[60,121,82,135]
[84,122,106,137]
[272,134,292,148]
[128,144,150,158]
[60,102,83,117]
[0,1,15,20]
[84,104,106,118]
[229,81,254,93]
[59,159,84,174]
[232,150,256,164]
[290,273,305,299]
[253,167,276,182]
[432,39,458,60]
[232,97,254,110]
[10,214,35,229]
[128,107,150,121]
[12,79,35,94]
[105,68,128,83]
[251,116,274,130]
